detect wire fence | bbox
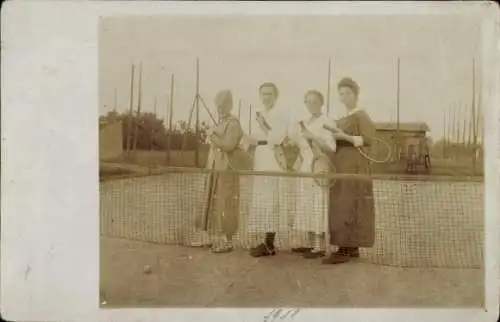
[100,167,484,269]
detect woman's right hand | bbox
[208,134,219,148]
[301,131,316,141]
[245,136,259,146]
[331,132,363,147]
[282,136,295,147]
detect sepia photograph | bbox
[98,13,485,308]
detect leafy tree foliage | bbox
[99,110,210,151]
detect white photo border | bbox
[1,1,499,321]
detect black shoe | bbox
[210,245,234,254]
[322,247,359,264]
[303,250,326,259]
[291,247,313,253]
[341,247,360,258]
[322,253,352,264]
[250,243,276,257]
[189,243,213,249]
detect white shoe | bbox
[189,231,211,247]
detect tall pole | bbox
[456,103,462,158]
[475,102,482,174]
[456,103,461,144]
[113,88,118,111]
[238,99,242,119]
[181,97,197,153]
[476,67,482,145]
[468,105,473,147]
[195,58,200,167]
[150,95,157,151]
[451,103,457,159]
[132,62,143,153]
[163,94,169,129]
[443,109,447,158]
[471,58,478,171]
[126,64,135,153]
[396,57,401,159]
[477,103,482,144]
[461,103,467,145]
[248,104,253,134]
[446,105,453,154]
[164,94,169,157]
[471,59,477,144]
[475,104,483,173]
[476,82,483,168]
[452,103,456,142]
[462,103,467,158]
[167,74,174,163]
[326,57,332,116]
[396,57,400,134]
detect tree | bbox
[99,110,207,151]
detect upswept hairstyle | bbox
[337,77,360,96]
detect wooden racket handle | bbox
[256,112,272,130]
[322,124,340,133]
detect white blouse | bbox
[289,114,337,152]
[251,105,290,145]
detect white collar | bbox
[347,107,362,116]
[307,113,323,122]
[260,105,278,115]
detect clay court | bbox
[99,171,484,308]
[100,237,483,307]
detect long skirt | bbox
[196,172,239,237]
[246,145,291,233]
[246,176,292,233]
[293,177,329,234]
[328,148,375,247]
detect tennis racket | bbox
[256,111,300,171]
[322,124,392,163]
[201,158,218,231]
[209,119,255,171]
[255,111,272,132]
[311,155,336,188]
[299,121,336,188]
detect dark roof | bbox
[99,120,107,130]
[375,122,430,132]
[99,119,122,131]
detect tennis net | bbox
[99,166,484,269]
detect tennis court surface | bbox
[99,169,484,307]
[100,237,483,307]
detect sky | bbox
[99,14,482,140]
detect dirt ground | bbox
[100,237,484,308]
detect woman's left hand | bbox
[208,134,220,147]
[301,129,316,140]
[330,131,348,141]
[331,132,363,147]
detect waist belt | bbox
[336,140,355,148]
[257,140,268,146]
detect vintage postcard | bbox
[2,1,499,322]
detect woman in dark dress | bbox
[323,77,377,265]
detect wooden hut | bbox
[374,122,431,173]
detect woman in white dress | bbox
[287,90,337,259]
[247,83,291,257]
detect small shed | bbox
[375,122,430,162]
[99,119,124,161]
